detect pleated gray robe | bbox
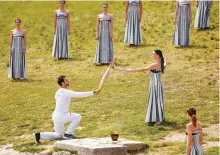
[52,11,69,58]
[145,69,164,123]
[194,0,211,29]
[186,129,204,155]
[95,15,113,64]
[8,30,26,79]
[124,0,141,45]
[173,1,190,46]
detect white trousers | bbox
[40,112,82,139]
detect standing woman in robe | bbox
[8,18,26,80]
[52,0,70,59]
[95,3,113,65]
[173,0,192,47]
[194,0,213,29]
[186,108,203,155]
[124,0,142,46]
[113,50,167,126]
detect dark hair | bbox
[59,0,66,4]
[154,49,164,74]
[187,108,197,128]
[57,75,66,86]
[102,3,108,7]
[15,18,21,23]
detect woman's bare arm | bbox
[164,56,168,67]
[114,63,159,73]
[210,0,213,7]
[67,11,70,35]
[23,30,26,55]
[186,125,193,155]
[189,1,192,23]
[54,10,57,35]
[10,30,13,56]
[110,15,113,39]
[96,15,100,40]
[175,1,179,23]
[199,129,203,146]
[125,0,129,22]
[139,0,142,22]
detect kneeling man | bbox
[33,75,100,143]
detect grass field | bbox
[0,1,219,154]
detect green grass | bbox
[0,1,219,154]
[205,147,220,155]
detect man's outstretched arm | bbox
[66,89,100,98]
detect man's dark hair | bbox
[57,75,66,86]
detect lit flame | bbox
[114,130,118,134]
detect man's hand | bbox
[93,89,100,95]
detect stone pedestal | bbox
[54,137,145,155]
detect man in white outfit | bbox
[33,75,100,143]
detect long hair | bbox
[187,108,197,128]
[154,49,164,74]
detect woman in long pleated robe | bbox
[52,0,70,59]
[8,18,27,80]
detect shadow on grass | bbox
[174,44,208,49]
[127,143,149,154]
[162,121,181,128]
[13,141,46,153]
[53,147,78,154]
[146,120,183,130]
[188,44,208,49]
[10,79,42,83]
[113,62,129,67]
[93,62,130,68]
[94,63,111,67]
[196,27,216,31]
[53,57,75,62]
[124,44,156,49]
